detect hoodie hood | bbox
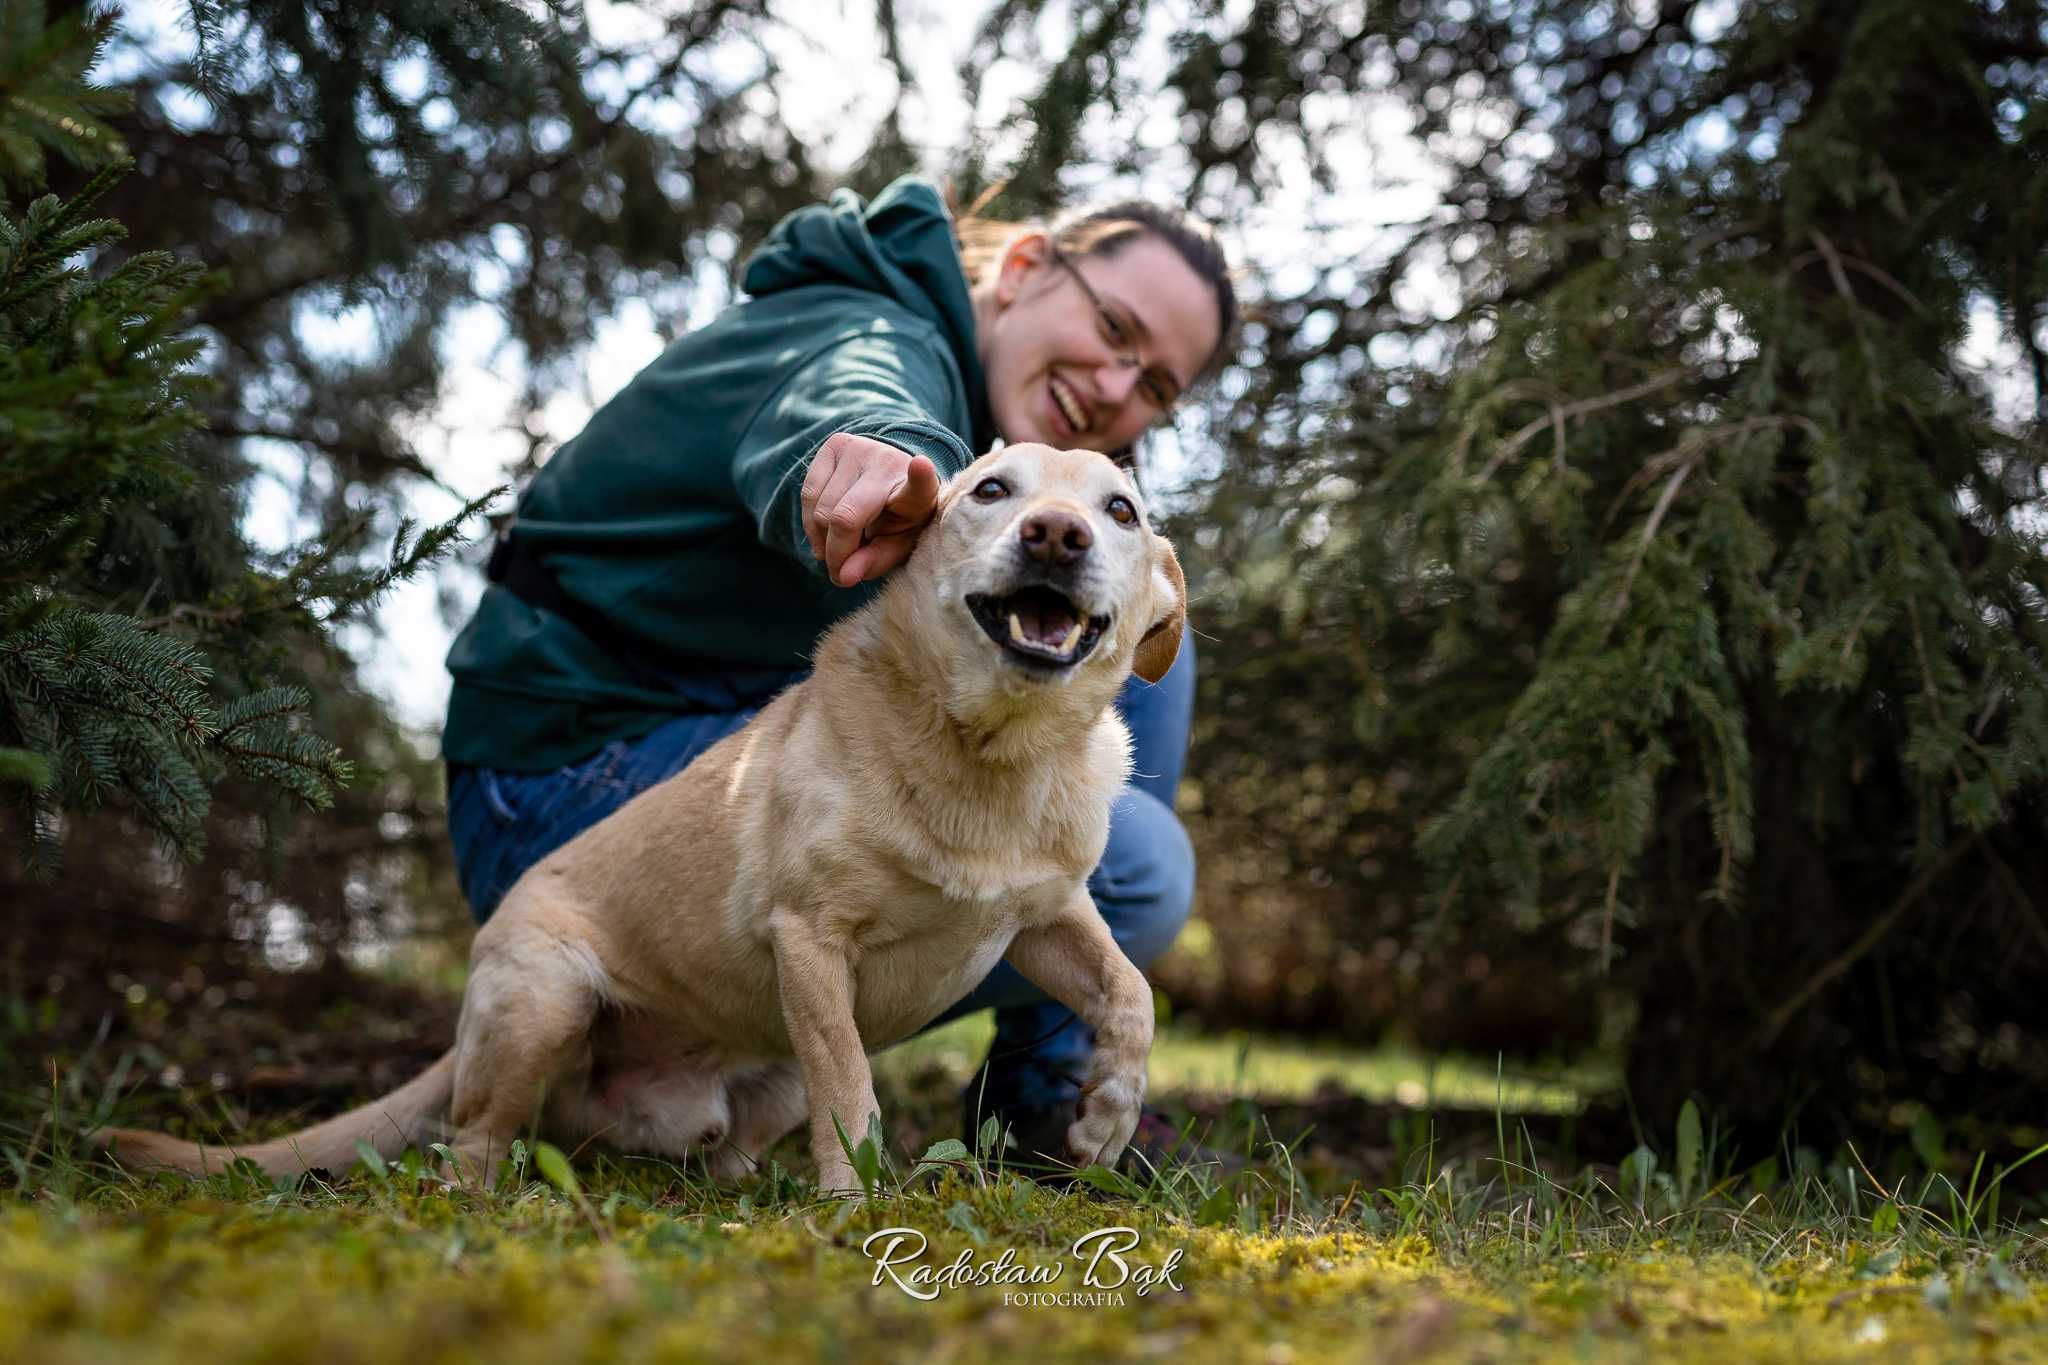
[742,178,991,449]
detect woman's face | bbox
[979,232,1222,455]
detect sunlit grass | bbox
[878,1011,1601,1113]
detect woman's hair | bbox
[951,187,1240,393]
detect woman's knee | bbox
[1089,787,1195,968]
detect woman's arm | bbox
[732,329,974,588]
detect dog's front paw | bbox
[1064,1073,1143,1169]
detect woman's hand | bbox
[800,433,941,587]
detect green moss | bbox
[2,1165,2044,1364]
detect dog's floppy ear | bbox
[1132,537,1186,684]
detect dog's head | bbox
[893,443,1185,703]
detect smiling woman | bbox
[957,197,1237,467]
[439,177,1238,1175]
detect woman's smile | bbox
[1048,373,1092,439]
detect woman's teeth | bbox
[1050,376,1088,434]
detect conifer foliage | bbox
[1153,0,2048,1133]
[0,3,483,869]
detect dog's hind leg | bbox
[447,904,609,1181]
[707,1061,807,1181]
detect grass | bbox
[880,1013,1600,1114]
[4,1019,2046,1362]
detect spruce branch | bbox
[1606,455,1698,625]
[1470,370,1693,483]
[0,2,129,187]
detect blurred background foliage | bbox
[3,0,2045,1154]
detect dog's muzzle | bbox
[964,584,1110,670]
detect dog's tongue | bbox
[1012,594,1078,648]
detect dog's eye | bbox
[972,477,1009,501]
[1106,495,1139,526]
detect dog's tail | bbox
[94,1050,457,1178]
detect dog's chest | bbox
[848,875,1041,1042]
[878,776,1102,906]
[897,842,1074,907]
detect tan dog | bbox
[100,443,1186,1193]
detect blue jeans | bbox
[446,640,1197,1117]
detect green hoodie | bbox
[442,178,995,771]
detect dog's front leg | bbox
[768,907,881,1195]
[1003,892,1155,1170]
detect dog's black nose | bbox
[1020,508,1092,566]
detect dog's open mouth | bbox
[965,586,1109,669]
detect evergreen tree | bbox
[1139,0,2048,1136]
[0,3,487,869]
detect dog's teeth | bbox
[1057,621,1082,654]
[1009,612,1027,644]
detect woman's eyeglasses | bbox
[1049,247,1184,412]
